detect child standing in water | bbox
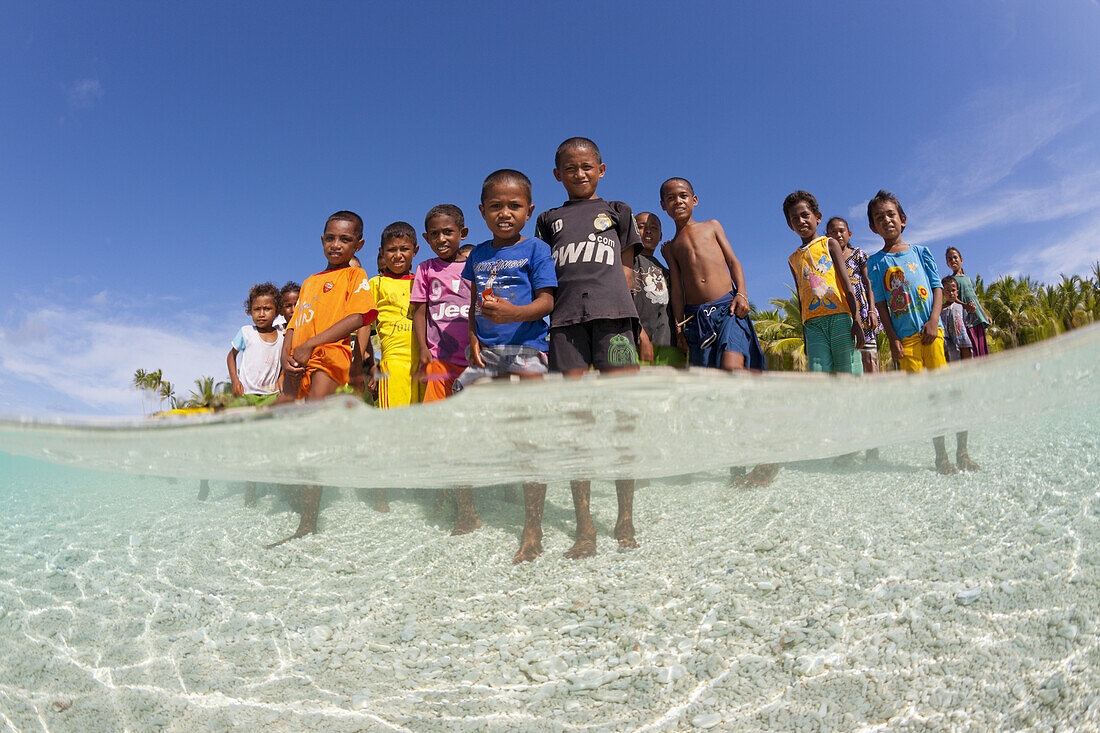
[270,211,378,546]
[866,191,978,474]
[827,216,880,372]
[459,169,556,563]
[534,137,643,560]
[274,281,301,330]
[940,276,974,361]
[944,246,991,356]
[633,212,683,366]
[412,204,479,535]
[370,222,423,409]
[412,205,471,402]
[227,282,284,405]
[661,176,777,487]
[784,192,864,374]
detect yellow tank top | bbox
[788,236,849,323]
[369,273,417,363]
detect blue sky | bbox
[2,2,1099,415]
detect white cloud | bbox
[895,85,1100,246]
[1004,212,1100,282]
[0,293,235,416]
[66,78,103,109]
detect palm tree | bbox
[984,275,1051,348]
[183,376,232,408]
[753,290,806,370]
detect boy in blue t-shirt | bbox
[458,169,557,387]
[866,190,978,474]
[458,169,558,564]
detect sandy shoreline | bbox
[1,408,1097,731]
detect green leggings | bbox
[804,312,863,374]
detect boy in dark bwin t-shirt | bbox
[533,137,642,560]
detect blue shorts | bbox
[683,291,765,370]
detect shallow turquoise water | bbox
[0,327,1097,731]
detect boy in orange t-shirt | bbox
[278,211,378,402]
[268,210,378,548]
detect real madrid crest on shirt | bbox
[593,213,613,232]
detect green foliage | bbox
[752,289,806,371]
[753,265,1099,371]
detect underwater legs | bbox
[613,479,638,549]
[451,487,481,535]
[564,479,597,559]
[265,485,321,548]
[513,482,546,564]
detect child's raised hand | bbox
[730,292,750,318]
[479,297,519,324]
[964,301,977,314]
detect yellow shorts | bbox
[377,355,422,408]
[899,329,946,373]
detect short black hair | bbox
[381,221,417,247]
[425,204,465,230]
[945,245,961,258]
[825,216,849,232]
[659,177,694,198]
[554,137,602,168]
[280,280,301,296]
[481,169,532,204]
[866,190,906,229]
[325,210,363,239]
[635,211,661,227]
[245,282,282,315]
[782,191,820,223]
[941,275,959,286]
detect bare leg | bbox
[244,481,257,507]
[502,484,517,503]
[564,479,598,559]
[865,447,880,461]
[451,487,481,535]
[274,372,301,405]
[934,436,957,474]
[956,431,979,471]
[197,479,209,501]
[372,488,389,513]
[730,466,748,487]
[266,485,321,548]
[614,479,638,549]
[513,482,546,563]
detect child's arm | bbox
[227,347,244,396]
[922,287,943,345]
[467,288,484,368]
[827,238,865,348]
[666,244,687,352]
[859,259,878,331]
[876,302,904,361]
[358,325,378,397]
[713,222,750,317]
[789,264,808,356]
[411,302,432,379]
[290,314,364,370]
[479,288,554,324]
[637,328,654,364]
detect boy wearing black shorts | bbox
[534,136,642,558]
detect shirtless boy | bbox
[661,177,777,487]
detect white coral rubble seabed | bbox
[0,326,1098,731]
